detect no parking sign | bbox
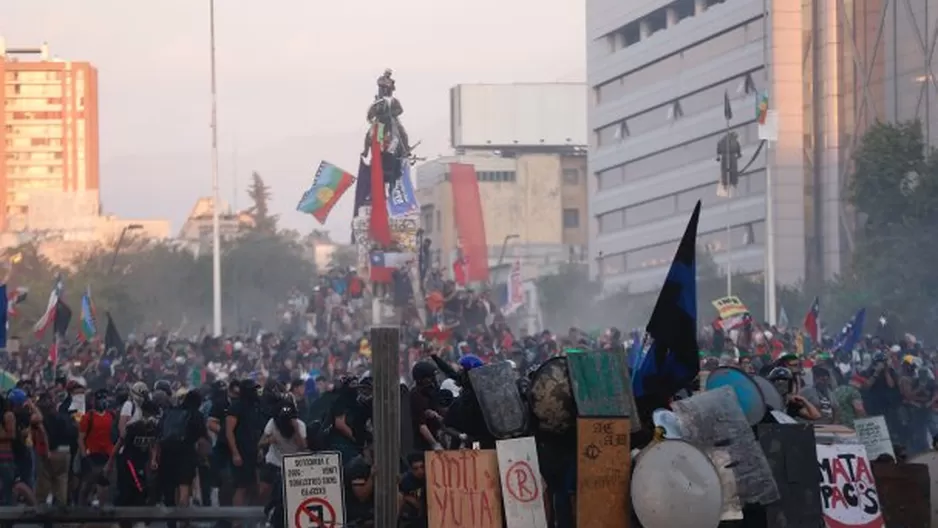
[282,452,346,528]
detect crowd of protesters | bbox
[698,321,938,457]
[0,258,931,528]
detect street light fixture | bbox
[109,224,143,274]
[496,234,521,268]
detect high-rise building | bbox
[0,39,99,232]
[587,0,938,298]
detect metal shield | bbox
[757,423,823,528]
[631,440,723,528]
[754,375,784,411]
[469,362,529,439]
[528,357,577,435]
[671,386,780,506]
[704,366,766,426]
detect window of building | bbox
[674,0,695,21]
[563,208,580,229]
[622,23,641,47]
[597,165,626,190]
[647,9,667,35]
[477,170,516,182]
[624,195,677,227]
[598,209,625,233]
[562,168,580,185]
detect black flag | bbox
[352,159,372,219]
[633,201,701,424]
[53,299,72,336]
[723,90,733,121]
[105,311,126,356]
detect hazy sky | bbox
[3,1,586,242]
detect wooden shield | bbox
[756,423,822,528]
[469,362,529,439]
[872,461,930,528]
[910,450,938,528]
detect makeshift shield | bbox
[528,357,576,435]
[565,350,631,417]
[469,362,528,439]
[671,385,780,506]
[757,423,822,528]
[704,366,766,426]
[754,375,784,412]
[631,440,723,528]
[888,456,933,528]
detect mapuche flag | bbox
[296,161,356,224]
[79,286,97,342]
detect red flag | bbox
[803,297,820,343]
[369,125,392,246]
[449,163,489,281]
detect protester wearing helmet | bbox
[409,361,443,452]
[768,367,821,420]
[119,382,148,441]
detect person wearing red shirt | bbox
[78,389,114,506]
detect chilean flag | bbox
[369,251,413,284]
[803,296,820,344]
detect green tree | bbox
[832,120,938,336]
[328,245,358,272]
[246,171,278,233]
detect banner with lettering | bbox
[426,449,503,528]
[504,258,524,315]
[816,443,884,528]
[712,296,751,331]
[388,163,419,218]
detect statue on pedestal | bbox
[361,69,419,190]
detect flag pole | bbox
[209,0,223,337]
[762,0,778,325]
[724,110,732,297]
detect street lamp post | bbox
[109,224,143,274]
[209,0,223,336]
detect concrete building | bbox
[177,197,253,257]
[415,151,588,278]
[0,39,99,232]
[411,83,589,286]
[587,0,938,296]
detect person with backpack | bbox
[153,390,207,528]
[78,388,114,507]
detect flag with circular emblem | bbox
[296,161,356,224]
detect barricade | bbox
[0,505,266,527]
